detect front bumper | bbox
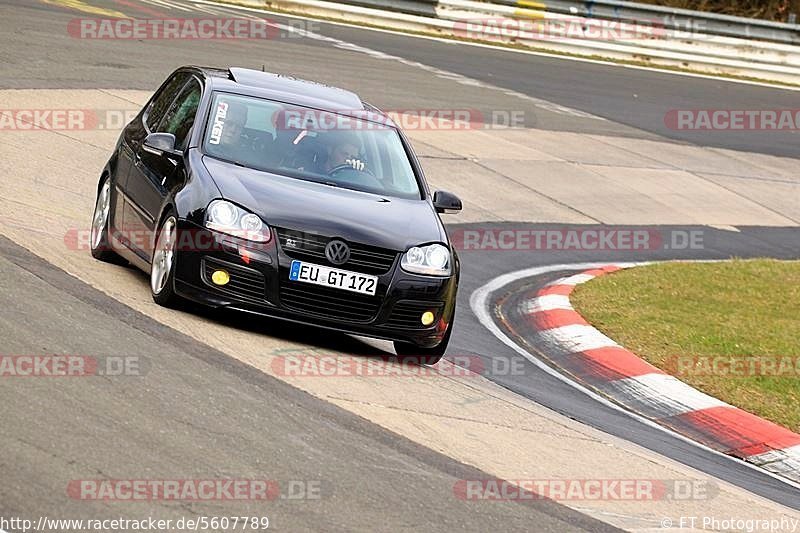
[171,220,457,348]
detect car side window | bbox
[157,79,202,150]
[145,72,190,131]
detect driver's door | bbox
[125,76,202,260]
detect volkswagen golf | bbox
[90,66,462,364]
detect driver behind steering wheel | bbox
[324,132,365,173]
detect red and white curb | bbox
[526,265,800,484]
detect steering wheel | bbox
[327,164,385,192]
[328,163,374,177]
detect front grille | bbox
[276,228,397,274]
[279,281,381,323]
[202,257,266,302]
[385,300,444,330]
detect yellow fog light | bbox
[421,311,435,326]
[211,270,230,286]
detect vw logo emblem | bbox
[325,240,350,265]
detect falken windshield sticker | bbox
[208,101,229,145]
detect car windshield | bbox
[202,92,422,200]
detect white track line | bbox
[197,4,265,19]
[470,261,800,492]
[143,0,193,11]
[188,3,229,15]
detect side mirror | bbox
[433,190,462,214]
[143,132,181,158]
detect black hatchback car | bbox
[90,66,462,364]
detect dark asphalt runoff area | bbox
[1,0,799,525]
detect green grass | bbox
[571,260,800,432]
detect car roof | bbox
[186,66,396,127]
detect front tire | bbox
[393,318,453,366]
[90,177,119,262]
[150,212,181,308]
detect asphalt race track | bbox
[1,0,799,530]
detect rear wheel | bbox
[150,212,181,308]
[90,177,119,262]
[393,318,453,366]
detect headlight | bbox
[401,243,451,276]
[205,200,271,242]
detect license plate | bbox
[289,260,377,296]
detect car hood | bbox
[202,156,445,251]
